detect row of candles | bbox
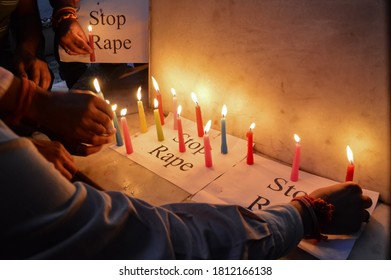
[93,77,355,183]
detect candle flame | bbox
[120,108,127,116]
[105,99,110,104]
[137,86,142,101]
[222,104,227,117]
[204,119,212,134]
[191,92,199,105]
[346,145,354,164]
[177,105,182,116]
[93,78,101,93]
[151,76,160,92]
[294,134,301,143]
[171,88,176,97]
[249,122,256,131]
[88,25,92,32]
[111,104,117,111]
[154,98,159,109]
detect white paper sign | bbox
[59,0,149,63]
[192,154,379,260]
[111,114,248,194]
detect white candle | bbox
[171,88,178,130]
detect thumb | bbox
[16,62,28,79]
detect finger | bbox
[57,164,74,181]
[72,143,103,156]
[362,195,373,209]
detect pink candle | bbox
[177,105,186,153]
[203,120,213,167]
[171,88,178,130]
[246,123,255,165]
[290,134,301,182]
[191,92,204,137]
[345,145,355,181]
[88,25,96,62]
[120,108,133,154]
[152,76,164,125]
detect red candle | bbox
[191,92,204,137]
[152,76,164,125]
[171,88,178,130]
[177,105,186,153]
[246,123,255,165]
[120,109,133,154]
[203,120,213,167]
[345,145,355,181]
[88,25,96,62]
[290,134,301,182]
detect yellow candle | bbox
[154,98,164,141]
[136,86,148,133]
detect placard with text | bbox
[59,0,149,63]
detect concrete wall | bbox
[150,0,390,203]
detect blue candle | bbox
[112,104,124,146]
[221,105,228,154]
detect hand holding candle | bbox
[93,78,104,99]
[153,98,164,141]
[88,25,96,62]
[152,76,164,125]
[221,104,228,154]
[136,86,148,133]
[120,108,133,154]
[177,105,186,153]
[290,134,301,182]
[171,88,178,130]
[112,104,124,146]
[345,145,355,181]
[191,92,204,137]
[246,123,255,165]
[203,120,213,168]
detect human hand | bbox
[28,90,115,146]
[57,19,92,55]
[30,138,78,180]
[14,50,52,90]
[308,182,373,234]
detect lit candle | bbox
[88,25,95,62]
[203,120,213,168]
[112,104,123,146]
[290,134,301,182]
[136,86,148,133]
[221,104,228,154]
[177,105,186,153]
[120,108,133,154]
[154,98,164,141]
[171,88,178,130]
[246,123,255,165]
[93,78,104,99]
[191,92,204,137]
[345,145,355,181]
[151,76,164,125]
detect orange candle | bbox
[120,108,133,154]
[345,145,355,181]
[152,76,164,125]
[191,92,204,137]
[88,25,95,62]
[246,123,255,165]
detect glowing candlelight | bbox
[290,134,301,182]
[345,145,355,181]
[112,104,123,146]
[120,108,133,154]
[93,78,104,99]
[221,104,228,154]
[177,105,186,153]
[151,76,164,125]
[88,25,95,62]
[246,122,255,165]
[203,120,213,167]
[191,92,204,137]
[172,88,178,130]
[136,86,148,133]
[154,98,164,141]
